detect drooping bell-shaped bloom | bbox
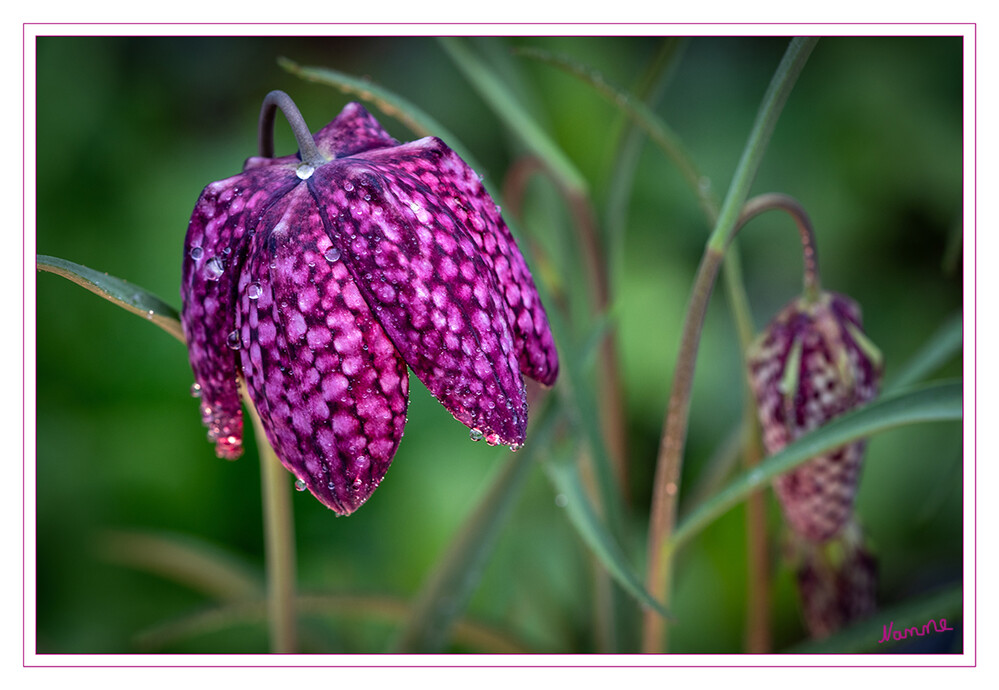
[746,291,883,542]
[181,96,558,515]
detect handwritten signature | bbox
[879,618,954,644]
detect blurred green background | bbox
[34,35,963,653]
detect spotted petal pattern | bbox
[746,292,882,542]
[181,101,558,514]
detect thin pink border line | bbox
[23,27,975,668]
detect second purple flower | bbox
[181,92,559,515]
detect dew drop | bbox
[221,247,232,256]
[189,246,203,260]
[296,163,315,179]
[469,427,484,442]
[294,479,307,492]
[484,432,500,447]
[343,181,354,192]
[324,247,341,263]
[247,282,263,299]
[226,330,241,350]
[509,443,523,453]
[205,257,224,280]
[555,493,568,508]
[190,382,202,398]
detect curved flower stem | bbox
[257,90,327,167]
[247,396,298,653]
[737,192,822,301]
[642,37,818,653]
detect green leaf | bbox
[437,37,589,195]
[672,380,963,551]
[544,454,670,619]
[37,254,184,344]
[392,403,557,653]
[885,312,963,394]
[787,584,962,653]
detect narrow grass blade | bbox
[516,45,710,218]
[544,454,670,619]
[392,403,557,653]
[787,584,962,653]
[97,530,262,601]
[885,312,963,394]
[37,254,184,344]
[438,37,588,196]
[136,594,534,653]
[671,380,963,552]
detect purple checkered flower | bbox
[747,291,883,542]
[181,94,558,515]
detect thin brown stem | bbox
[501,155,630,502]
[642,247,724,652]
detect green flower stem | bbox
[257,90,326,166]
[247,396,298,653]
[642,37,818,653]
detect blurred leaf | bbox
[98,530,262,601]
[37,254,184,344]
[392,403,557,653]
[544,453,670,619]
[672,380,963,551]
[137,594,534,653]
[885,312,962,394]
[438,37,589,195]
[787,584,962,653]
[517,44,712,218]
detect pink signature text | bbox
[878,618,954,644]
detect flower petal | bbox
[313,102,400,159]
[237,185,409,514]
[305,152,529,446]
[181,167,299,459]
[430,140,559,385]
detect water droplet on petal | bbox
[324,247,341,263]
[296,163,315,179]
[509,443,523,453]
[247,282,263,299]
[484,432,500,447]
[205,257,224,280]
[470,428,484,442]
[294,479,307,492]
[343,181,354,192]
[189,246,203,260]
[190,382,202,398]
[226,330,241,350]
